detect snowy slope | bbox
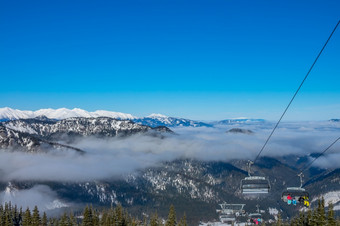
[0,107,268,128]
[1,117,163,139]
[0,107,36,120]
[134,113,213,127]
[312,190,340,207]
[0,108,212,127]
[0,107,135,120]
[0,125,84,153]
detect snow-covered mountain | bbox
[0,125,84,153]
[3,157,337,222]
[0,107,135,121]
[134,113,213,127]
[0,117,173,152]
[0,108,213,127]
[0,107,268,128]
[1,117,172,142]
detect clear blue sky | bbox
[0,0,339,120]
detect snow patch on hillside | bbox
[312,190,340,206]
[148,113,168,118]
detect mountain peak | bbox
[0,107,136,120]
[147,113,169,118]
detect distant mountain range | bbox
[0,107,265,127]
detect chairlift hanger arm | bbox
[247,160,254,177]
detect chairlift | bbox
[248,205,263,224]
[281,173,310,206]
[219,214,235,223]
[241,161,270,194]
[217,202,246,223]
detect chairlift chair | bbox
[248,205,263,224]
[219,214,236,223]
[241,161,270,194]
[282,187,309,203]
[281,173,309,205]
[249,213,263,225]
[241,176,271,194]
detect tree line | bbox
[0,198,340,226]
[0,203,186,226]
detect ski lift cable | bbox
[253,20,340,164]
[284,135,340,188]
[299,136,340,174]
[300,136,340,184]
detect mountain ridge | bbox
[0,107,135,120]
[0,107,268,128]
[0,117,173,152]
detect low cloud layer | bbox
[0,184,68,211]
[0,121,339,183]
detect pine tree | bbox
[92,209,100,226]
[100,210,109,226]
[48,217,58,226]
[59,212,69,226]
[314,197,326,225]
[69,211,77,226]
[82,205,93,226]
[104,208,115,226]
[327,202,336,226]
[178,213,187,226]
[165,205,176,226]
[12,205,21,226]
[276,213,282,226]
[4,213,12,226]
[117,205,123,226]
[150,212,160,226]
[22,207,32,226]
[297,211,306,225]
[311,203,320,226]
[42,212,48,226]
[32,205,41,226]
[142,215,147,226]
[3,202,13,226]
[1,204,6,226]
[306,209,313,226]
[290,217,298,226]
[130,217,139,226]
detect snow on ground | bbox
[0,107,136,120]
[334,205,340,211]
[268,207,279,215]
[312,190,340,207]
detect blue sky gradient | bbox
[0,0,339,120]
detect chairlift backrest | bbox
[241,176,270,194]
